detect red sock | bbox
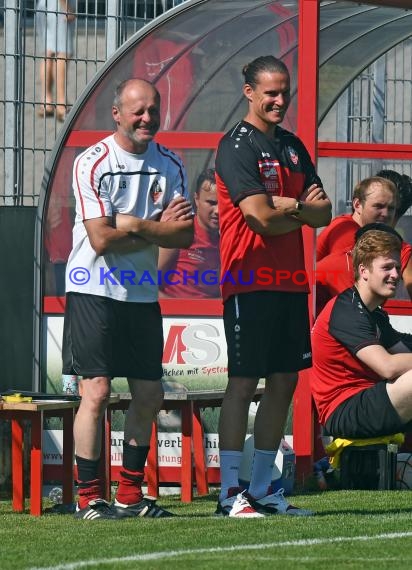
[116,468,144,505]
[77,478,102,510]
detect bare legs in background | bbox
[39,51,69,121]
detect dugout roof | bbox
[40,0,412,204]
[58,0,412,132]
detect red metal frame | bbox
[43,296,223,316]
[318,141,412,159]
[65,131,223,149]
[294,0,320,482]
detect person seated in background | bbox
[311,226,412,441]
[376,170,412,300]
[158,168,220,298]
[315,174,412,314]
[376,170,412,227]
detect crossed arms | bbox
[240,184,332,236]
[84,196,194,256]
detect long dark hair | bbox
[242,56,289,88]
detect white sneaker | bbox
[215,488,264,518]
[251,488,314,516]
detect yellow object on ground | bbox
[326,433,405,469]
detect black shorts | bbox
[223,291,312,378]
[325,381,412,438]
[62,292,163,380]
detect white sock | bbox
[248,448,277,499]
[219,450,243,501]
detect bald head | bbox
[112,78,161,154]
[352,176,397,227]
[113,78,160,109]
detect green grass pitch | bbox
[2,489,412,569]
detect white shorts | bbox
[36,0,74,56]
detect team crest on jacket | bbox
[287,146,299,165]
[258,160,280,195]
[150,179,163,203]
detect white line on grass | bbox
[29,531,412,570]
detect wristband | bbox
[294,200,304,215]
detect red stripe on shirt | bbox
[75,142,109,219]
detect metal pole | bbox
[337,89,350,213]
[372,56,385,144]
[372,56,385,173]
[106,0,119,58]
[4,0,19,204]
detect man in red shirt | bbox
[316,174,412,314]
[311,226,412,439]
[214,55,331,517]
[159,168,220,298]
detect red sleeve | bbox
[401,241,412,273]
[316,216,359,261]
[315,251,355,315]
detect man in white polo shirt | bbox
[63,78,193,520]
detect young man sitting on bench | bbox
[311,224,412,441]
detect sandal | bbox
[56,106,67,123]
[37,105,54,117]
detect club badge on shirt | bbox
[287,146,299,165]
[150,179,163,203]
[187,248,206,263]
[258,160,280,195]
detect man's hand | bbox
[113,196,192,231]
[270,183,331,228]
[271,184,325,212]
[301,184,326,202]
[160,196,193,222]
[112,202,194,249]
[272,195,299,214]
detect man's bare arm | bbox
[278,184,332,228]
[239,193,303,236]
[356,343,412,380]
[115,196,194,249]
[84,216,150,256]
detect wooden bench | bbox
[106,387,264,502]
[0,389,264,513]
[0,399,79,516]
[0,395,120,516]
